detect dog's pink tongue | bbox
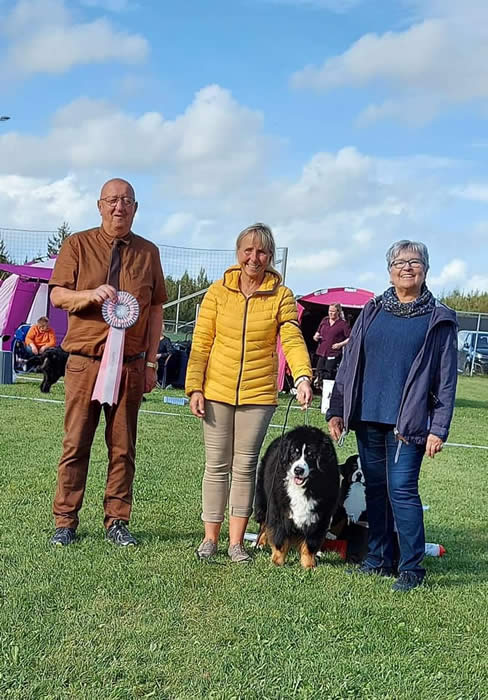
[294,477,304,485]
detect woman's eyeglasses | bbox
[390,259,423,269]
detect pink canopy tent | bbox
[278,286,375,390]
[0,259,67,350]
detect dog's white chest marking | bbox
[286,480,318,528]
[285,445,318,528]
[344,482,366,523]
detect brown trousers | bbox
[53,354,145,529]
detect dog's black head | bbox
[280,426,338,489]
[38,347,68,393]
[340,454,365,487]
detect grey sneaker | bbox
[106,520,137,546]
[196,539,217,561]
[228,543,252,563]
[50,527,76,546]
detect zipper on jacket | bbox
[393,314,445,440]
[235,296,250,405]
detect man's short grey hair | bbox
[236,223,276,265]
[386,240,430,272]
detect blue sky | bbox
[0,0,487,294]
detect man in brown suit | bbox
[49,178,167,546]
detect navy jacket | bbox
[327,297,458,444]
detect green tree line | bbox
[164,268,212,323]
[440,290,488,313]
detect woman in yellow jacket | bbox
[186,223,313,563]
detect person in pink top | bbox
[313,303,350,385]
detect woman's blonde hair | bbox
[329,303,345,320]
[235,223,276,265]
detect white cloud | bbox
[352,228,374,245]
[0,174,94,230]
[291,0,488,123]
[453,183,488,202]
[288,248,343,271]
[466,275,488,292]
[430,258,468,289]
[159,213,197,239]
[0,86,267,198]
[2,0,148,76]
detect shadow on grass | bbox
[455,398,488,410]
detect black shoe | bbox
[106,520,138,546]
[347,562,394,577]
[391,572,425,592]
[50,527,76,546]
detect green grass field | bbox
[0,376,487,699]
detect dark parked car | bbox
[457,331,488,375]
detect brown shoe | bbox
[228,543,252,563]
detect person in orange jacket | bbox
[25,316,56,355]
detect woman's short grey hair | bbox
[236,223,276,265]
[386,240,430,272]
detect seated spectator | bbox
[25,316,56,356]
[156,325,175,387]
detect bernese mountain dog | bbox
[254,426,340,569]
[327,454,368,563]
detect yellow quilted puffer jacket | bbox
[185,265,312,406]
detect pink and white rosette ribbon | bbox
[91,291,140,406]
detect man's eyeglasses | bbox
[390,259,424,270]
[100,196,135,207]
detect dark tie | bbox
[107,239,122,290]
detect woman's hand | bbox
[189,391,205,418]
[296,379,313,409]
[328,416,344,442]
[426,433,443,458]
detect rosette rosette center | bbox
[102,291,139,330]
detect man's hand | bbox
[189,391,205,418]
[313,332,321,342]
[426,433,443,458]
[296,379,313,409]
[144,366,157,393]
[328,416,344,442]
[29,345,38,355]
[88,284,117,305]
[331,343,341,350]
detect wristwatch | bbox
[146,361,157,369]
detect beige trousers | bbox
[202,400,276,522]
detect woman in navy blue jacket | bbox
[327,240,457,592]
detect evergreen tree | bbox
[164,267,212,323]
[0,237,11,280]
[47,221,71,256]
[441,290,488,314]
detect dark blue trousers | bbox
[355,422,426,576]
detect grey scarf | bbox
[381,285,435,318]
